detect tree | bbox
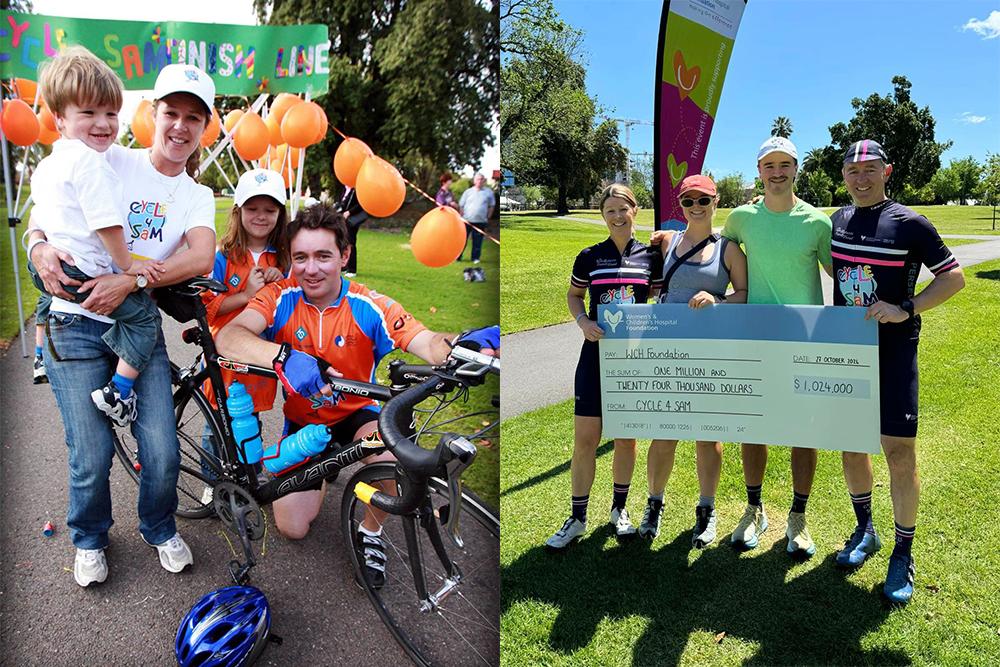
[797,169,834,207]
[501,1,624,213]
[981,153,1000,207]
[928,167,960,204]
[770,116,793,139]
[629,157,654,208]
[253,0,497,197]
[948,156,983,204]
[715,174,745,209]
[823,76,951,197]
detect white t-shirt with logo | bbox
[51,145,216,321]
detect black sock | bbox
[746,484,762,507]
[893,523,915,558]
[850,491,874,534]
[571,495,589,523]
[648,494,663,510]
[791,491,809,514]
[612,483,630,511]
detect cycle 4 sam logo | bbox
[128,200,167,244]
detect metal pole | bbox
[1,92,29,357]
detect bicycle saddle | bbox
[164,276,229,297]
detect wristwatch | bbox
[899,299,914,319]
[134,274,149,291]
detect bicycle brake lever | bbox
[442,435,478,548]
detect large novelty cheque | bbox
[598,304,881,454]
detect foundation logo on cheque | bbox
[128,200,168,244]
[603,308,623,333]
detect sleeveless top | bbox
[658,232,731,304]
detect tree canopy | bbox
[770,116,792,139]
[253,0,498,195]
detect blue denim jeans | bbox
[45,312,179,549]
[460,222,485,262]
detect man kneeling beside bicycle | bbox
[216,203,497,586]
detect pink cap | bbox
[678,174,717,197]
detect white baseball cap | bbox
[757,136,798,162]
[153,64,216,117]
[235,169,287,207]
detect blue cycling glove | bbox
[272,343,329,398]
[454,325,500,352]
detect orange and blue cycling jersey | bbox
[203,247,283,412]
[247,277,427,427]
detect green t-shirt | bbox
[722,199,832,305]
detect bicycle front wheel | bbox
[113,384,223,519]
[341,462,500,667]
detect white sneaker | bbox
[74,548,108,587]
[145,532,193,573]
[545,516,586,551]
[611,507,637,540]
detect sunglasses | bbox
[679,196,714,208]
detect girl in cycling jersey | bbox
[644,174,747,547]
[545,184,663,550]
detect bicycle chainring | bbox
[213,481,266,541]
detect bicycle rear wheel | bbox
[113,384,223,519]
[341,462,499,667]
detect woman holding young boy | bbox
[29,60,217,587]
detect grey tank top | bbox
[658,232,732,304]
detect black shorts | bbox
[574,341,602,418]
[283,408,380,491]
[879,337,918,438]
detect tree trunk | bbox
[557,181,569,215]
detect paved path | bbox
[500,237,1000,421]
[0,316,410,666]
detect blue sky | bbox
[554,0,1000,183]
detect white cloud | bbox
[958,112,988,124]
[962,11,1000,39]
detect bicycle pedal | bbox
[438,503,451,524]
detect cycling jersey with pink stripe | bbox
[831,199,958,340]
[571,237,663,319]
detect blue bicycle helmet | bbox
[175,585,271,667]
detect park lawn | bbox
[499,260,1000,666]
[0,198,500,507]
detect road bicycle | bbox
[111,277,500,666]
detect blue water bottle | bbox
[262,424,331,475]
[226,382,263,464]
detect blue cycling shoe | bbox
[835,527,882,569]
[883,552,915,605]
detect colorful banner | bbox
[654,0,747,230]
[0,12,329,96]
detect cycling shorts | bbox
[879,337,918,438]
[574,341,602,418]
[284,408,380,492]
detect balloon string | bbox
[331,124,498,246]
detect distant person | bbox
[544,184,663,551]
[721,136,832,558]
[831,140,964,605]
[643,175,747,546]
[436,172,459,211]
[339,187,368,278]
[458,172,495,264]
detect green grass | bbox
[1,197,499,506]
[500,206,999,334]
[499,260,1000,665]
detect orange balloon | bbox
[355,156,406,218]
[37,116,60,145]
[200,107,220,147]
[271,143,302,168]
[312,103,328,144]
[333,137,373,188]
[14,78,37,106]
[280,101,321,148]
[1,98,40,146]
[223,109,244,134]
[38,106,56,132]
[233,112,269,161]
[410,207,467,268]
[131,100,154,148]
[269,157,293,188]
[265,114,283,146]
[269,93,302,126]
